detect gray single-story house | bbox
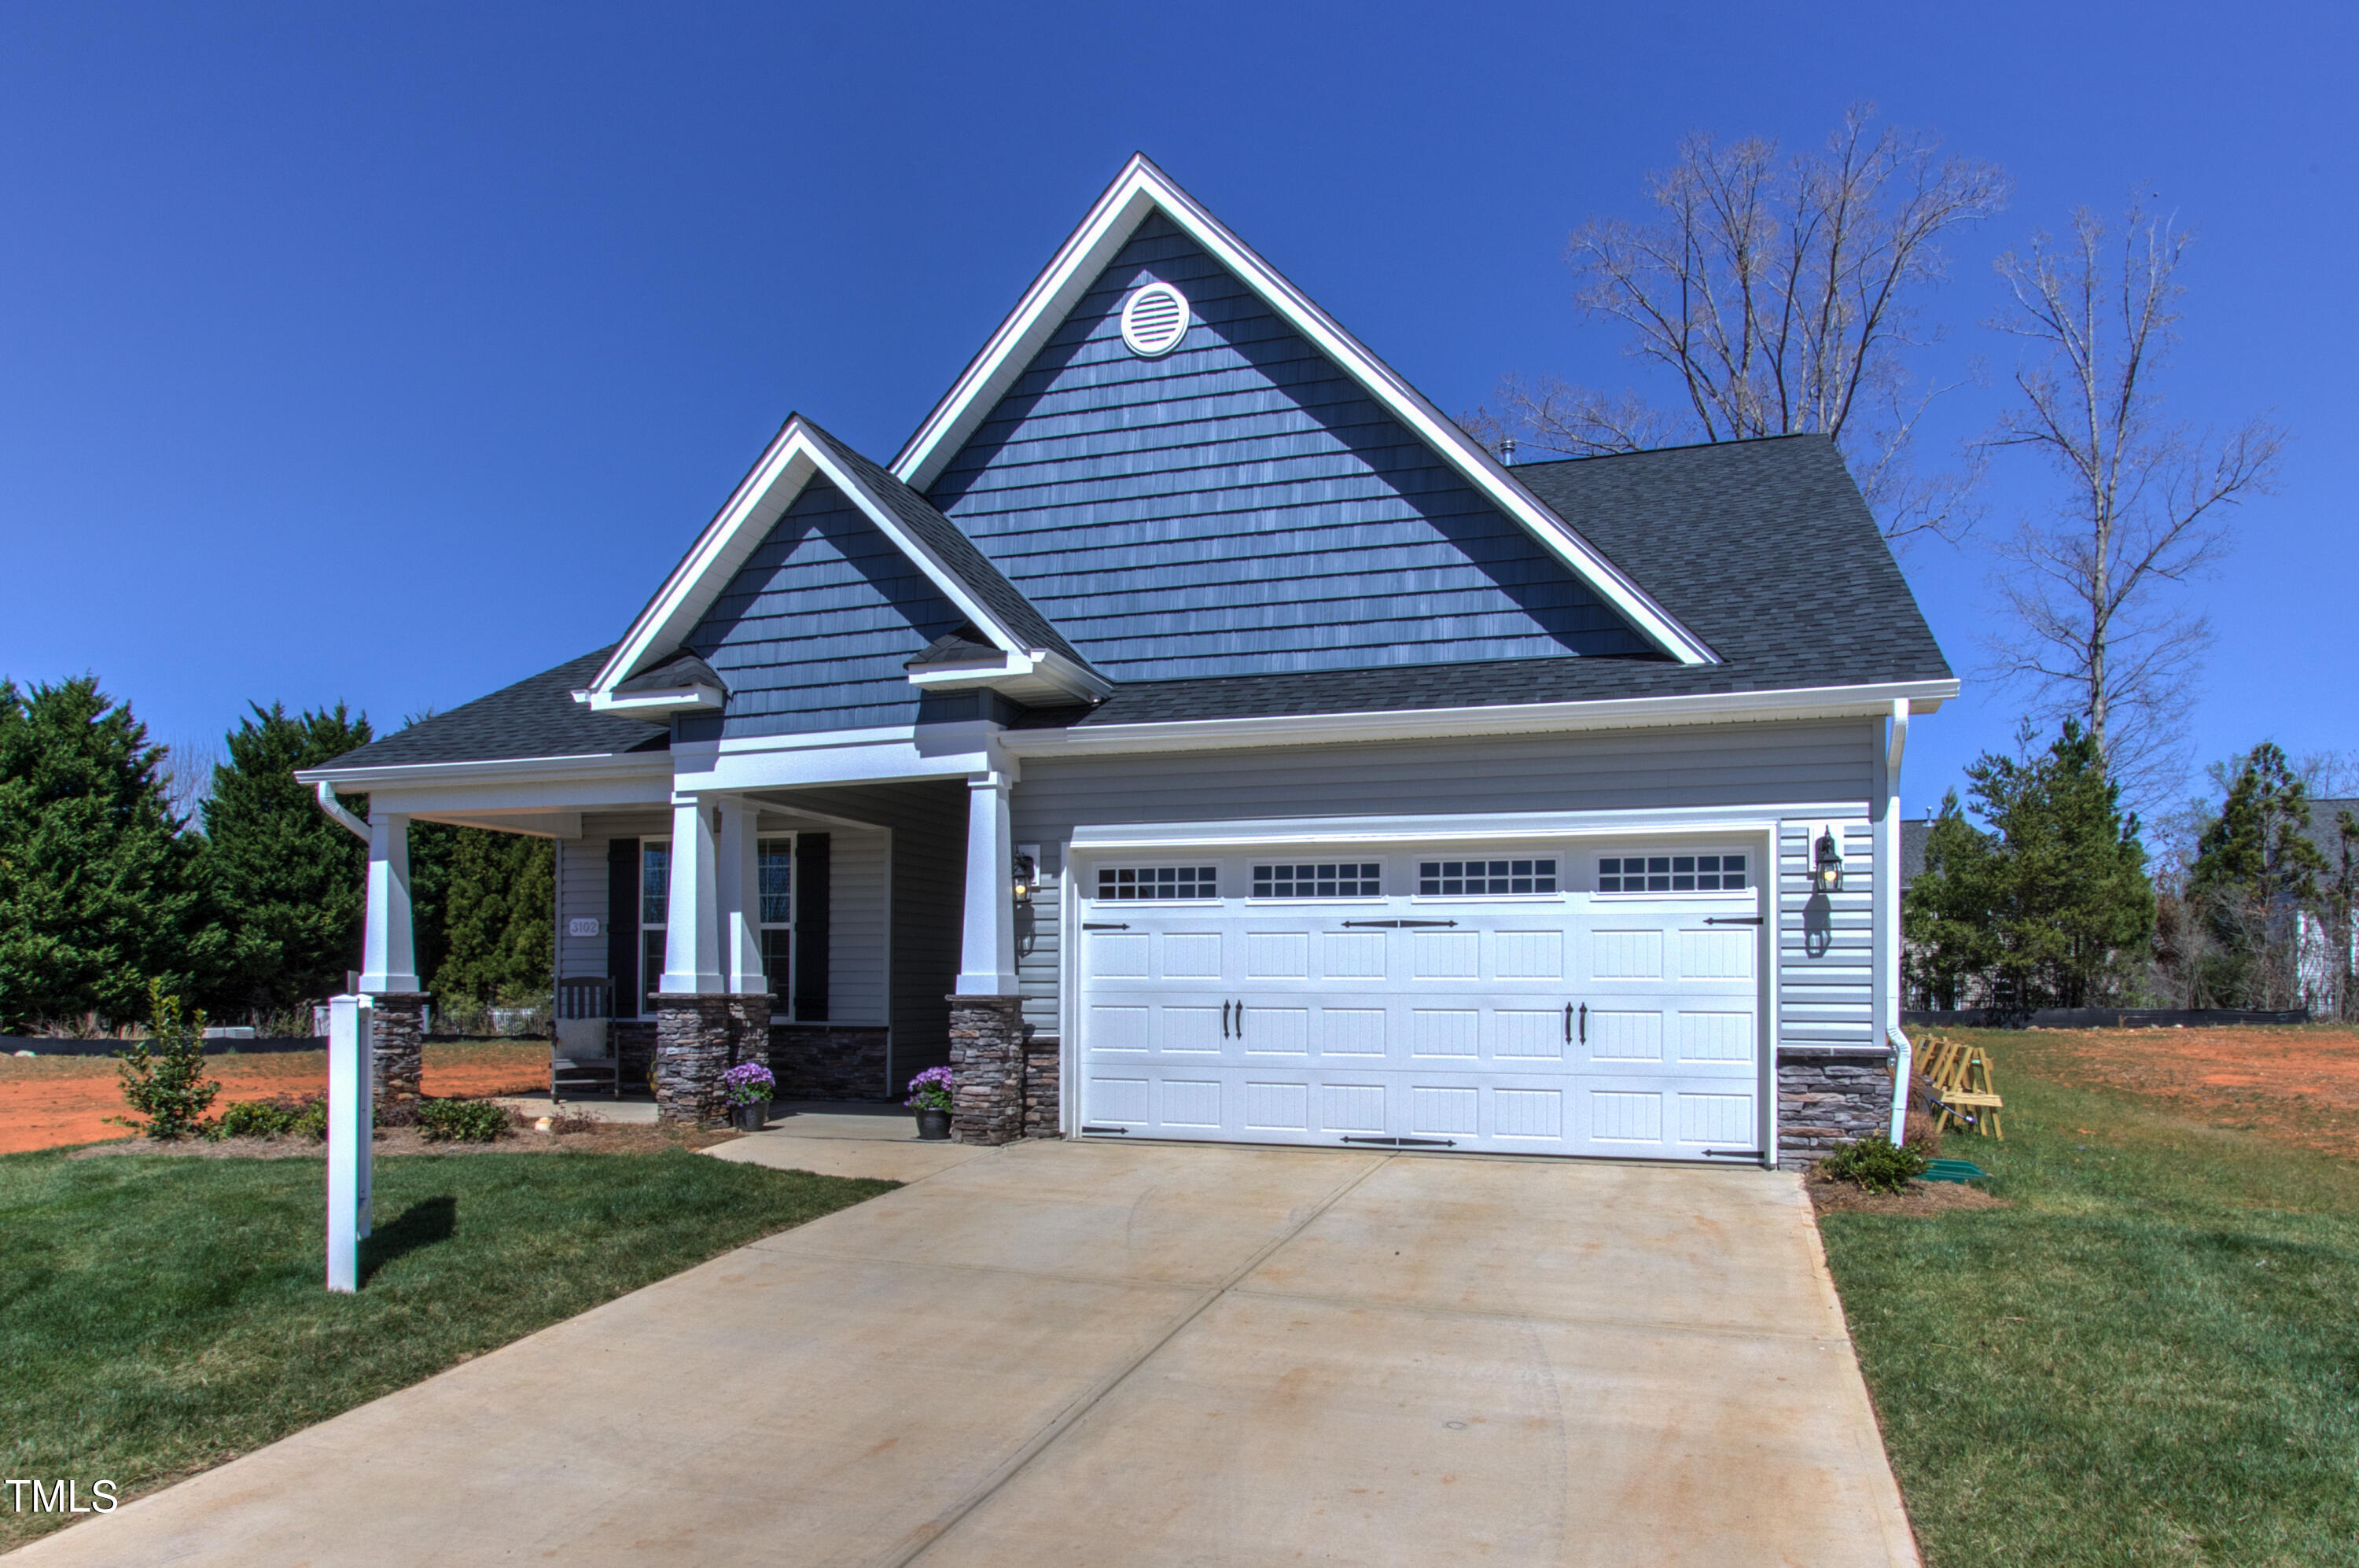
[299,155,1952,1166]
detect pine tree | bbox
[0,676,219,1031]
[432,828,554,1004]
[2186,742,2327,1007]
[1902,722,2155,1009]
[199,702,373,1014]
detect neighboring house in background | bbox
[297,156,1954,1168]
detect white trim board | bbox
[1067,804,1860,852]
[999,680,1956,758]
[889,153,1719,667]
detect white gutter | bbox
[315,780,371,843]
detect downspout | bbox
[1883,699,1912,1143]
[315,780,371,843]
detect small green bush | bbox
[212,1096,318,1140]
[1820,1134,1930,1194]
[113,983,221,1140]
[417,1098,510,1143]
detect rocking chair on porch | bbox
[552,977,620,1102]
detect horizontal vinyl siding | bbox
[928,212,1647,679]
[556,837,608,981]
[1777,819,1878,1047]
[1011,718,1879,1040]
[1016,855,1062,1040]
[686,477,966,741]
[826,827,890,1025]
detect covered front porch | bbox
[337,759,1052,1140]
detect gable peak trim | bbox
[889,153,1720,667]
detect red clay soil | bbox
[2003,1025,2359,1160]
[0,1042,551,1154]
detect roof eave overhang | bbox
[907,647,1112,705]
[994,678,1958,760]
[580,685,725,717]
[889,153,1720,668]
[295,749,675,790]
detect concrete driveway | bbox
[11,1129,1917,1567]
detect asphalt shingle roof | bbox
[312,434,1952,771]
[1009,435,1952,730]
[311,647,669,772]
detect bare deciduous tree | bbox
[1467,105,2006,543]
[1982,204,2284,802]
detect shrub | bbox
[905,1066,953,1112]
[417,1098,510,1143]
[720,1062,775,1106]
[212,1095,318,1140]
[112,982,221,1139]
[1820,1134,1930,1194]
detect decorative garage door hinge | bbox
[1338,918,1459,929]
[1340,1135,1458,1148]
[1081,922,1131,930]
[1080,1124,1131,1134]
[1703,915,1764,925]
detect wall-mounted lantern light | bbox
[1812,829,1845,894]
[1011,852,1036,907]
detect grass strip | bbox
[0,1147,890,1549]
[1822,1032,2359,1567]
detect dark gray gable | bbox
[924,212,1651,681]
[679,474,970,741]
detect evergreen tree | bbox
[2186,742,2327,1007]
[199,702,373,1014]
[432,828,554,1003]
[0,676,219,1030]
[1902,722,2155,1008]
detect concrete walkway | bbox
[10,1141,1918,1567]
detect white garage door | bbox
[1074,844,1767,1160]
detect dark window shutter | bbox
[793,833,830,1022]
[606,838,639,1017]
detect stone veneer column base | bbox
[366,992,429,1104]
[770,1025,892,1101]
[948,995,1027,1146]
[652,996,734,1126]
[725,994,771,1074]
[1022,1036,1062,1139]
[1776,1045,1897,1169]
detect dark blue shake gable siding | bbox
[926,213,1650,680]
[683,476,966,739]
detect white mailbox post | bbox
[326,993,375,1293]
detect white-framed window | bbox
[1596,852,1748,893]
[758,835,794,1006]
[1251,862,1382,899]
[1418,858,1558,896]
[1094,865,1219,901]
[640,840,671,1014]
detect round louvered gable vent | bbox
[1119,283,1190,358]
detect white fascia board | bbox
[408,810,586,840]
[889,154,1718,667]
[906,647,1111,704]
[586,686,724,716]
[296,753,672,815]
[672,724,1007,794]
[1069,802,1866,852]
[588,421,1037,698]
[997,679,1956,760]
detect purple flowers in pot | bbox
[905,1066,955,1112]
[721,1062,776,1107]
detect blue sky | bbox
[2,2,2350,823]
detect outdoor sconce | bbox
[1812,829,1844,894]
[1011,852,1036,907]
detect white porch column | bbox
[956,771,1019,996]
[660,794,726,995]
[715,795,766,996]
[357,812,421,992]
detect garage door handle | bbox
[1704,916,1763,926]
[1579,1003,1586,1044]
[1563,1003,1572,1043]
[1221,1000,1231,1039]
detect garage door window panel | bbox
[1418,858,1557,896]
[1095,865,1220,901]
[1251,862,1382,899]
[1596,853,1748,894]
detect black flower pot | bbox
[731,1102,769,1132]
[915,1107,952,1141]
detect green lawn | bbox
[1822,1032,2359,1567]
[0,1147,891,1550]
